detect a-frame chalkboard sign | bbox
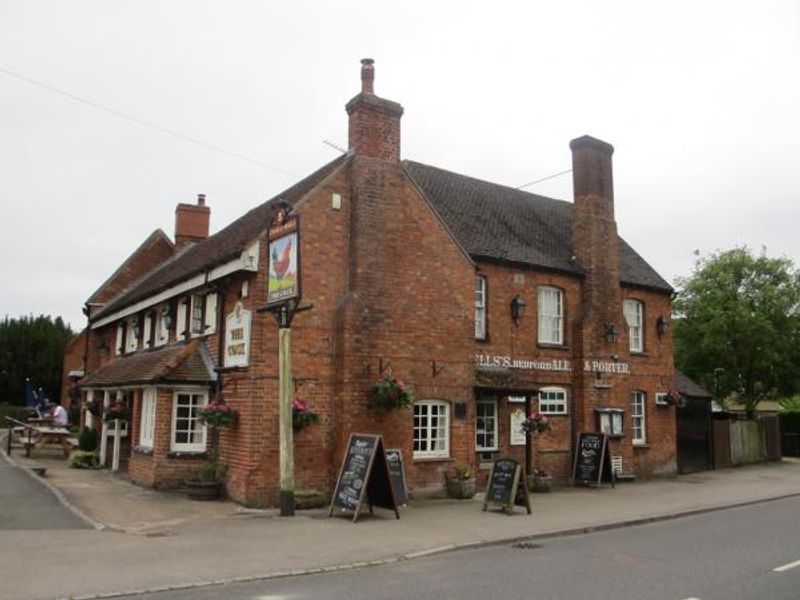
[571,432,615,488]
[482,458,531,515]
[385,449,407,506]
[329,433,401,523]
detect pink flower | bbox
[396,379,405,390]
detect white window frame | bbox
[624,299,644,353]
[538,386,568,415]
[413,400,450,459]
[125,317,138,353]
[475,397,498,451]
[190,294,205,337]
[155,305,169,347]
[655,392,669,406]
[475,276,486,340]
[171,390,208,453]
[115,323,124,356]
[142,313,152,350]
[139,388,157,449]
[631,391,646,445]
[176,297,188,340]
[538,286,564,345]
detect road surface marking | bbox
[773,559,800,573]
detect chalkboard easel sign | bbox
[329,434,401,523]
[482,458,531,515]
[385,449,407,506]
[571,432,615,488]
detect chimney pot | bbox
[361,58,375,93]
[197,193,206,206]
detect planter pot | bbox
[184,479,223,501]
[527,475,552,493]
[446,478,476,499]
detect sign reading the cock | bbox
[266,203,301,307]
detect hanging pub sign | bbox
[224,301,252,368]
[266,203,301,308]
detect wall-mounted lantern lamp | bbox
[604,322,619,343]
[656,315,669,337]
[510,295,526,326]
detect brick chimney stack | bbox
[346,58,404,161]
[570,135,620,346]
[175,193,210,250]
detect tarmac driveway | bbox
[0,460,89,530]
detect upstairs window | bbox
[538,286,563,345]
[475,276,486,340]
[190,295,205,336]
[624,299,644,353]
[538,387,568,415]
[125,317,138,353]
[154,306,170,347]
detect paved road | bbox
[125,496,800,600]
[0,460,88,530]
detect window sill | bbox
[536,343,570,351]
[133,445,153,456]
[632,442,649,449]
[167,451,209,459]
[629,351,648,357]
[413,456,453,464]
[476,448,498,453]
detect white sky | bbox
[1,1,798,329]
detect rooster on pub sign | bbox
[267,231,298,304]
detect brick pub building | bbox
[76,60,676,506]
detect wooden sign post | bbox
[482,458,531,515]
[329,434,401,523]
[571,432,615,488]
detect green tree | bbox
[673,247,800,418]
[0,315,74,406]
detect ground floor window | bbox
[475,398,498,451]
[538,387,567,415]
[413,400,449,459]
[139,388,157,449]
[631,391,646,444]
[171,391,208,452]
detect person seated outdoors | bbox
[50,400,69,428]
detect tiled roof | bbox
[81,340,216,388]
[675,371,712,398]
[403,160,673,293]
[91,154,349,322]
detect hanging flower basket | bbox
[664,388,686,408]
[520,411,552,436]
[292,397,320,431]
[199,400,236,428]
[368,375,414,412]
[103,401,130,422]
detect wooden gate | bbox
[712,418,732,469]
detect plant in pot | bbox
[368,375,414,412]
[445,462,476,499]
[520,412,554,492]
[185,399,236,501]
[292,396,319,432]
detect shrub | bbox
[77,427,98,452]
[68,450,99,469]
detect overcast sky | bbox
[2,1,798,329]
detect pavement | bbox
[2,444,800,600]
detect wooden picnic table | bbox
[30,427,73,458]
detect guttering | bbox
[91,239,259,329]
